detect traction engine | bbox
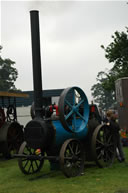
[16,10,116,177]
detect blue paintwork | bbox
[52,119,88,146]
[63,87,89,133]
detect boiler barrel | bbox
[52,120,88,146]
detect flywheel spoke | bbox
[65,99,73,109]
[76,111,85,121]
[75,99,85,109]
[65,110,73,120]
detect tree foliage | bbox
[91,28,128,110]
[101,27,128,91]
[0,46,18,91]
[91,71,116,110]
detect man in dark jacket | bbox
[106,110,125,162]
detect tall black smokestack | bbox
[30,10,43,118]
[24,10,54,149]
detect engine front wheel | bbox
[18,141,44,174]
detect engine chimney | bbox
[24,10,55,149]
[30,10,43,118]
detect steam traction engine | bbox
[16,10,116,177]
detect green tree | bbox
[0,46,18,91]
[101,27,128,91]
[91,28,128,109]
[91,71,116,110]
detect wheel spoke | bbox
[58,87,89,133]
[75,99,85,108]
[21,158,28,162]
[28,162,32,173]
[75,150,81,156]
[65,99,73,109]
[92,124,116,168]
[18,142,44,174]
[107,143,114,147]
[76,111,85,121]
[60,139,84,177]
[75,144,80,155]
[107,147,115,154]
[31,161,34,173]
[106,135,112,143]
[68,144,74,155]
[96,139,104,146]
[96,146,102,150]
[34,160,39,168]
[65,110,73,120]
[23,160,29,169]
[97,151,103,160]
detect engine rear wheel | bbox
[91,124,116,168]
[60,139,85,177]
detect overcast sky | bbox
[1,1,128,102]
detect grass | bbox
[0,148,128,193]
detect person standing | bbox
[106,110,125,162]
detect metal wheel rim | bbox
[58,87,89,133]
[18,141,44,175]
[60,139,85,177]
[91,124,116,168]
